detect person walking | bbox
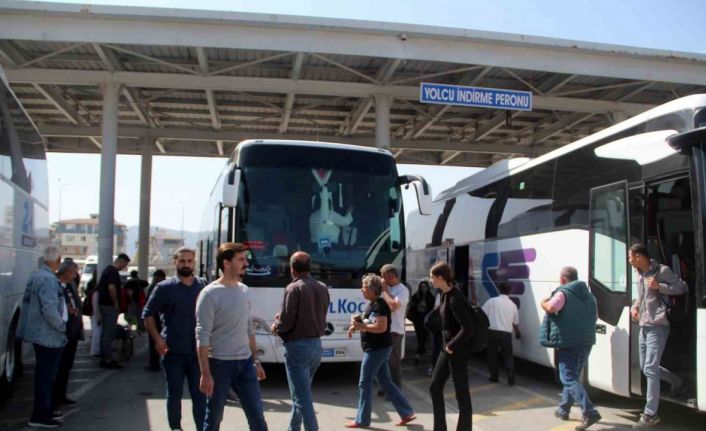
[97,253,131,369]
[271,252,329,431]
[123,270,148,332]
[628,243,687,428]
[85,270,102,357]
[144,269,166,372]
[52,259,83,408]
[378,264,409,392]
[345,274,416,429]
[196,242,268,431]
[428,262,473,431]
[540,266,601,431]
[16,245,67,428]
[143,248,207,431]
[482,282,520,386]
[406,279,435,363]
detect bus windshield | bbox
[234,144,403,287]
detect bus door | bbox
[642,176,697,405]
[587,180,631,396]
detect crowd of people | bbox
[15,240,687,430]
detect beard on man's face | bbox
[177,267,194,277]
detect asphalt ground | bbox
[1,320,704,430]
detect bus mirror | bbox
[399,175,433,215]
[222,167,241,207]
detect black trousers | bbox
[486,330,514,381]
[52,336,78,405]
[429,349,472,431]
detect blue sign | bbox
[420,82,532,111]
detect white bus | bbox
[200,139,431,363]
[0,67,50,400]
[407,94,706,411]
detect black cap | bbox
[153,269,166,278]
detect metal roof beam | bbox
[37,124,552,155]
[196,47,222,130]
[279,52,304,133]
[340,58,401,135]
[5,68,655,116]
[3,4,706,86]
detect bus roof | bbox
[436,94,706,202]
[231,139,393,160]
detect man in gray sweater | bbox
[629,243,687,429]
[196,242,268,431]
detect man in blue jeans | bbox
[143,247,206,431]
[271,252,330,431]
[541,266,601,431]
[196,242,268,431]
[16,245,67,429]
[629,243,686,428]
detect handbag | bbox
[423,307,442,333]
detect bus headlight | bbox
[251,317,272,335]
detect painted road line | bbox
[473,395,548,423]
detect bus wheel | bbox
[0,314,20,403]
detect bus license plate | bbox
[322,348,346,358]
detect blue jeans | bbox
[557,346,599,418]
[162,353,206,430]
[283,338,322,431]
[203,356,268,431]
[31,344,64,422]
[639,325,680,416]
[355,346,414,426]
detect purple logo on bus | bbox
[481,248,536,306]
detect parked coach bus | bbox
[407,94,706,411]
[200,139,431,363]
[0,67,50,401]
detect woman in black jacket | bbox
[428,261,473,431]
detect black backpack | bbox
[466,302,490,352]
[454,289,490,352]
[658,292,689,324]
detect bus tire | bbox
[0,313,21,403]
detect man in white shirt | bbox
[380,264,409,390]
[482,282,521,386]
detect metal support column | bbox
[98,81,119,274]
[138,136,152,280]
[374,94,391,150]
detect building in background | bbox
[132,227,185,271]
[53,213,127,261]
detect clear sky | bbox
[39,0,706,235]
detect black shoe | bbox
[554,409,569,421]
[59,398,77,406]
[376,389,385,397]
[100,360,123,369]
[488,376,499,383]
[633,414,660,429]
[27,418,62,428]
[51,410,64,421]
[508,376,515,386]
[575,413,601,431]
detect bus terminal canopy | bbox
[2,1,706,166]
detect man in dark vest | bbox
[541,266,601,431]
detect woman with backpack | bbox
[428,261,473,431]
